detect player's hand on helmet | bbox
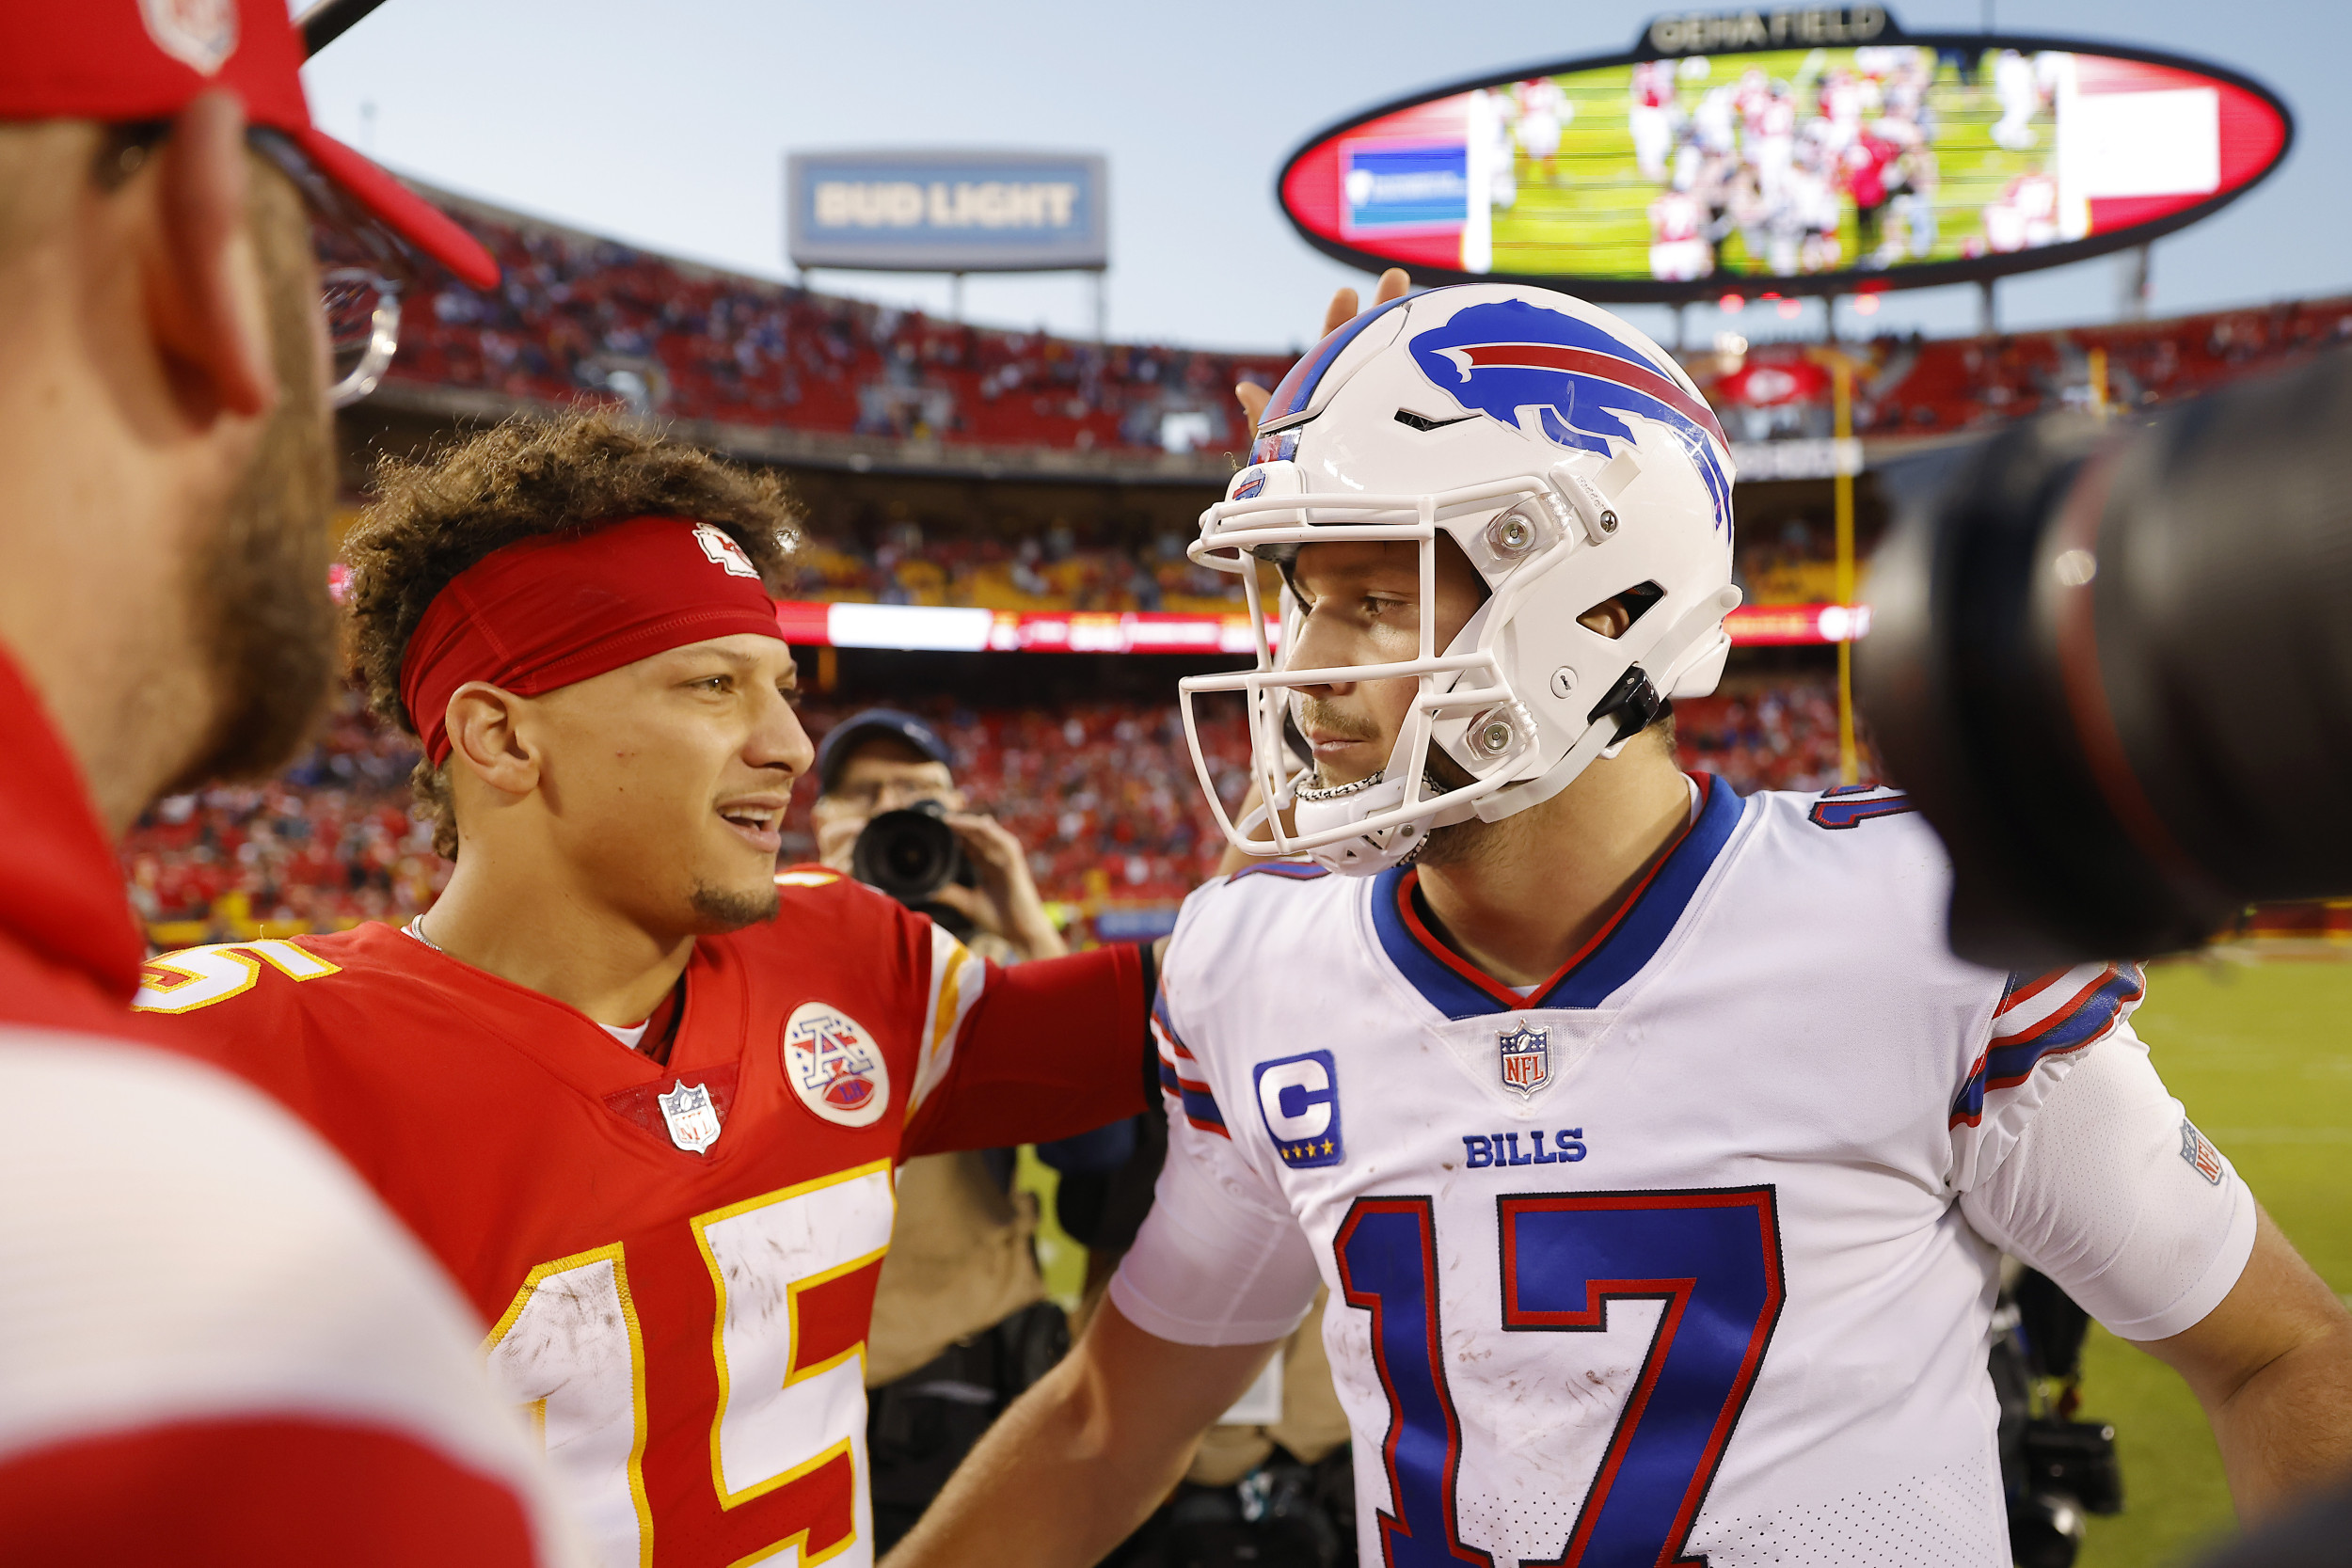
[1233,267,1411,432]
[930,812,1068,961]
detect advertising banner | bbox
[787,150,1108,273]
[772,601,1866,654]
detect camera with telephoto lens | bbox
[850,800,969,908]
[1857,348,2352,969]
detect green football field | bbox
[2074,958,2352,1566]
[1018,958,2352,1563]
[1487,49,2059,281]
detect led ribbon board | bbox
[1276,8,2291,301]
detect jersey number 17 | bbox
[1335,1187,1785,1568]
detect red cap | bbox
[0,0,499,289]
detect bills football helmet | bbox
[1178,283,1740,874]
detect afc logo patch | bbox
[784,1002,890,1128]
[1254,1051,1343,1169]
[2180,1119,2226,1185]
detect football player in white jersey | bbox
[886,284,2352,1568]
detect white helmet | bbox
[1178,283,1740,875]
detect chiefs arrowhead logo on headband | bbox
[397,515,784,766]
[693,523,761,579]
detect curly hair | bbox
[343,412,801,856]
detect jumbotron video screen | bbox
[1285,42,2287,290]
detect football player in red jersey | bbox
[136,413,1156,1568]
[0,1,580,1561]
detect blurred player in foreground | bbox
[137,413,1156,1568]
[0,2,579,1560]
[889,281,2352,1566]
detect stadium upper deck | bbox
[379,186,2348,483]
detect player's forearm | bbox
[2204,1320,2352,1520]
[882,1354,1195,1568]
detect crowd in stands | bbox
[121,678,1869,945]
[123,689,444,944]
[1701,293,2352,441]
[789,520,1251,615]
[394,200,1292,455]
[383,192,2352,461]
[786,510,1857,615]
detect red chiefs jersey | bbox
[137,866,1148,1568]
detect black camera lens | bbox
[850,802,965,907]
[1860,348,2352,969]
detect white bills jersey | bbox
[1112,776,2253,1568]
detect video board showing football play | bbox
[1277,10,2291,300]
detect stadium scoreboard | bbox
[1275,8,2290,301]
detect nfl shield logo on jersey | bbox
[1498,1023,1550,1097]
[2180,1119,2226,1185]
[783,1002,891,1128]
[657,1079,723,1154]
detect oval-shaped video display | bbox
[1278,16,2292,300]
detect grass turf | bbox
[2076,958,2352,1567]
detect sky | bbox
[298,0,2351,355]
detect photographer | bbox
[813,709,1083,1549]
[813,708,1067,962]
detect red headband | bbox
[398,515,784,765]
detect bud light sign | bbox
[787,150,1109,273]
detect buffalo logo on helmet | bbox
[1406,298,1734,537]
[783,1002,890,1128]
[1231,468,1268,501]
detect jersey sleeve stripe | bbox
[1993,961,2124,1035]
[1949,963,2146,1126]
[1151,994,1198,1060]
[1991,963,2145,1051]
[1991,965,2074,1019]
[908,926,984,1117]
[1152,996,1229,1138]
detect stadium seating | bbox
[120,680,1871,946]
[389,204,1294,456]
[385,195,2349,457]
[1702,294,2352,440]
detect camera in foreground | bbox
[1859,349,2352,969]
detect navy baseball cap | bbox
[816,708,951,795]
